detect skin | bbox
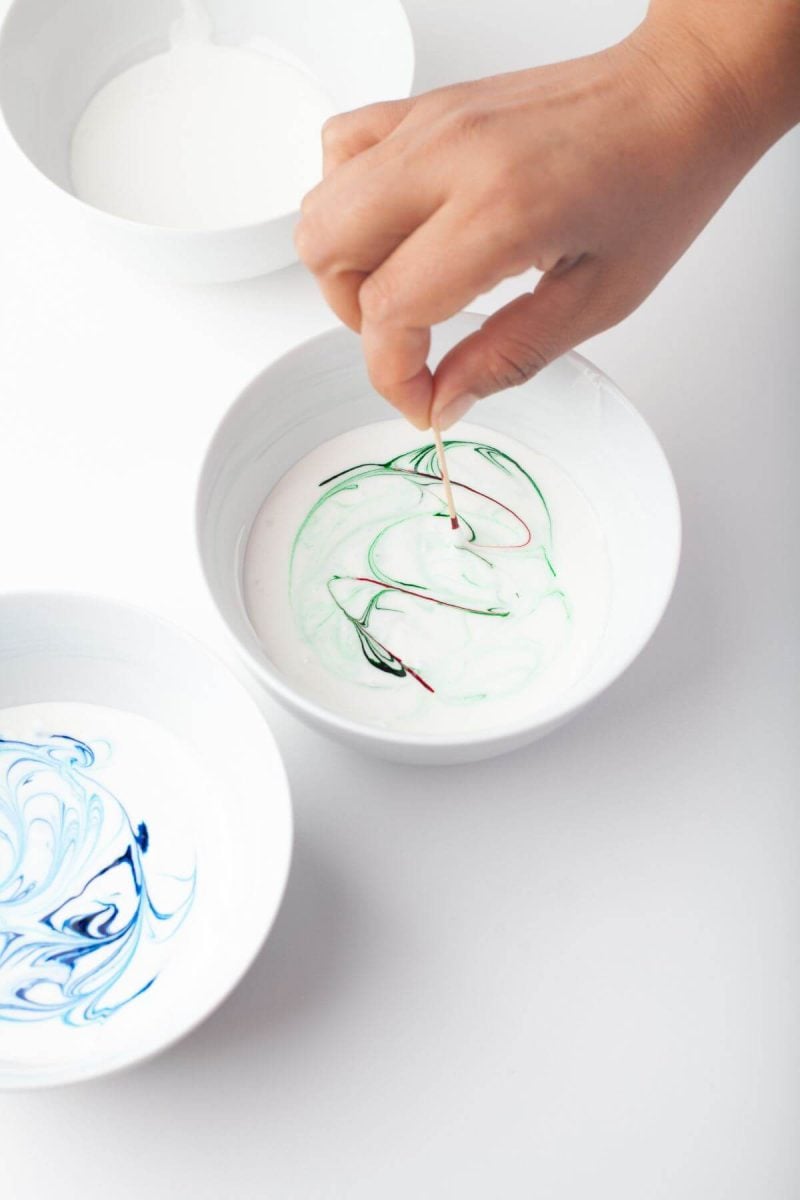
[295,0,800,430]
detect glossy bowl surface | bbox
[0,0,414,281]
[197,313,681,765]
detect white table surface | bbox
[1,2,798,1196]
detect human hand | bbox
[295,0,800,430]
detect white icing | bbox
[69,1,333,230]
[244,419,613,735]
[0,703,203,1026]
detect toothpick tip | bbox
[432,425,460,530]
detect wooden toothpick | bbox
[432,424,460,531]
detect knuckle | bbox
[482,160,520,204]
[412,85,462,122]
[321,113,349,153]
[497,191,529,237]
[484,339,549,390]
[528,247,564,274]
[358,272,396,324]
[452,102,492,139]
[299,182,321,218]
[473,184,514,230]
[293,214,337,273]
[426,102,492,152]
[366,357,393,394]
[321,113,346,140]
[292,218,320,268]
[473,168,536,241]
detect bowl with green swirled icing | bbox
[197,311,680,764]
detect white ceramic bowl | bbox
[0,592,292,1088]
[0,0,414,282]
[197,313,681,765]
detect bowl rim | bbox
[0,587,294,1088]
[195,322,683,752]
[0,0,416,235]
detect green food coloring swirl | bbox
[289,439,571,703]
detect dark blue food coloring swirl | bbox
[0,732,196,1026]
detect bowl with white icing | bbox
[0,0,414,281]
[197,312,681,765]
[0,592,292,1087]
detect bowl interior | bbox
[0,0,413,200]
[0,593,291,1086]
[197,313,681,744]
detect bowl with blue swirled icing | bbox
[197,311,681,765]
[0,593,292,1088]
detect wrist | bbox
[633,0,800,156]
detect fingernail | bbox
[433,393,478,432]
[408,412,430,432]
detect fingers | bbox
[357,202,525,331]
[430,257,621,428]
[301,173,441,332]
[317,269,368,333]
[321,99,415,176]
[300,143,439,274]
[356,204,527,428]
[296,140,444,332]
[361,320,433,430]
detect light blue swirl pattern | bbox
[0,733,195,1026]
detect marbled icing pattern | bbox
[290,439,571,700]
[0,733,195,1025]
[245,419,612,734]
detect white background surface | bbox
[1,1,798,1196]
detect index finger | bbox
[361,320,432,430]
[356,202,522,427]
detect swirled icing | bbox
[245,420,612,734]
[0,718,195,1026]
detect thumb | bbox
[430,256,615,429]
